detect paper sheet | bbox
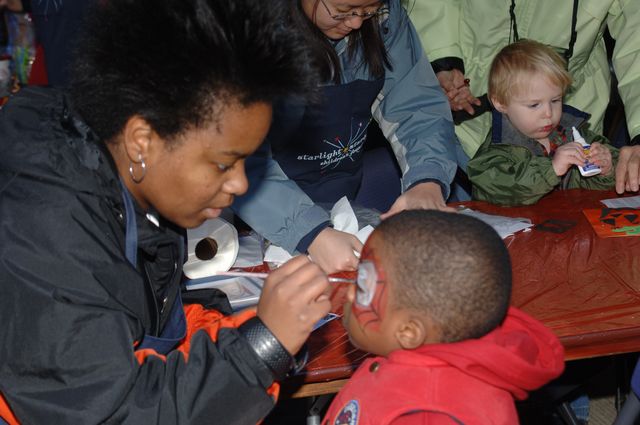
[600,195,640,209]
[232,233,265,268]
[583,207,640,237]
[185,276,263,310]
[459,208,533,239]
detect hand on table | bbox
[380,181,456,220]
[551,142,587,176]
[257,255,331,355]
[587,142,613,176]
[308,227,362,274]
[436,69,481,115]
[616,145,640,193]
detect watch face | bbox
[355,260,377,307]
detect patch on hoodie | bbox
[334,400,359,425]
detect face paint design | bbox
[349,242,388,332]
[355,261,377,307]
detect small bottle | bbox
[571,126,601,177]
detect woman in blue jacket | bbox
[233,0,461,274]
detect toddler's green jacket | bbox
[468,107,619,206]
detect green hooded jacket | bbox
[467,107,619,206]
[408,0,640,157]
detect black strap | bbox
[509,0,579,64]
[119,179,138,267]
[509,0,519,43]
[566,0,579,62]
[238,316,295,381]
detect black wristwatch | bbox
[239,316,307,381]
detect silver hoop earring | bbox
[129,154,146,184]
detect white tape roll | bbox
[183,217,239,279]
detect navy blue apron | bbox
[270,78,384,204]
[120,182,186,355]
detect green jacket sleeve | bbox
[406,0,462,62]
[469,128,620,206]
[607,0,640,141]
[467,143,561,206]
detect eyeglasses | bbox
[319,0,384,21]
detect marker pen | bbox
[571,126,601,177]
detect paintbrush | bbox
[215,270,355,284]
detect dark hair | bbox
[70,0,320,143]
[376,210,512,343]
[292,0,391,84]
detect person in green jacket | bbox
[407,0,640,158]
[467,40,618,206]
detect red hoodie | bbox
[322,307,565,425]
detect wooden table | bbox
[282,189,640,398]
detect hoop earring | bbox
[129,154,146,184]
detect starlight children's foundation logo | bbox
[297,119,370,171]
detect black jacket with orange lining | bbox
[0,87,282,424]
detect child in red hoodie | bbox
[323,210,565,425]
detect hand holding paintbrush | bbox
[215,270,355,284]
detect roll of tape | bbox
[183,217,239,279]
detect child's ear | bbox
[395,315,439,350]
[396,314,442,350]
[490,96,508,114]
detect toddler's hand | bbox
[587,142,613,175]
[257,255,331,356]
[552,142,587,176]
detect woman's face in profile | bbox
[138,101,272,229]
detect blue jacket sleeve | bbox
[232,140,331,253]
[372,0,458,199]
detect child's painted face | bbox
[496,75,564,144]
[342,232,403,356]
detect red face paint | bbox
[350,243,388,332]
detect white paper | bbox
[263,245,292,265]
[232,233,265,268]
[459,208,533,239]
[331,196,359,234]
[264,196,374,264]
[356,225,374,244]
[185,276,263,310]
[600,195,640,209]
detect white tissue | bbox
[264,196,374,265]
